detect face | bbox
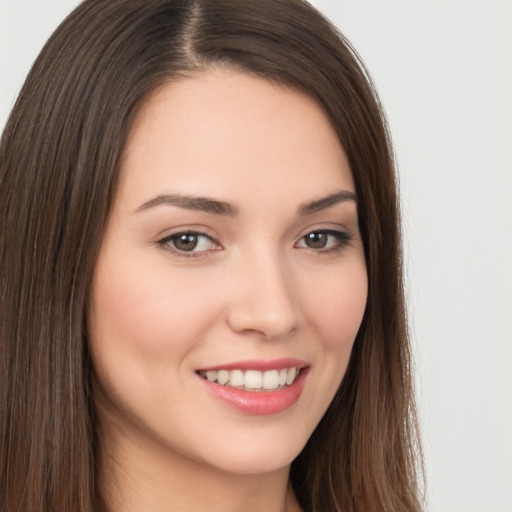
[88,70,367,477]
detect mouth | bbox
[196,360,309,414]
[197,367,302,392]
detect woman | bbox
[0,1,423,511]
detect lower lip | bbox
[198,368,308,415]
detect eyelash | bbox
[157,229,353,258]
[296,229,353,253]
[157,231,219,258]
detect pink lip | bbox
[198,358,308,372]
[197,366,309,415]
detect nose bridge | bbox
[227,244,298,338]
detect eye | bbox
[296,229,352,251]
[158,231,220,256]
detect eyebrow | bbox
[136,193,239,217]
[135,189,357,217]
[297,190,357,215]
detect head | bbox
[0,1,422,511]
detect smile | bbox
[197,367,301,392]
[197,359,309,414]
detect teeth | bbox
[286,367,297,385]
[263,369,279,390]
[217,369,229,385]
[244,370,262,389]
[230,369,244,387]
[200,367,301,391]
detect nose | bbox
[226,250,299,340]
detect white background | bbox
[1,1,511,511]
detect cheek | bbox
[293,258,367,427]
[87,254,225,366]
[302,260,368,348]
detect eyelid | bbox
[156,228,222,258]
[155,225,353,259]
[295,227,353,251]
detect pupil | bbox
[175,234,198,251]
[306,232,327,249]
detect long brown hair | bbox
[0,1,424,510]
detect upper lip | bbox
[197,358,309,372]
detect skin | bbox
[88,69,368,512]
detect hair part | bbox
[0,1,424,510]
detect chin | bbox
[193,422,312,476]
[201,445,302,477]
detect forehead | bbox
[118,69,354,210]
